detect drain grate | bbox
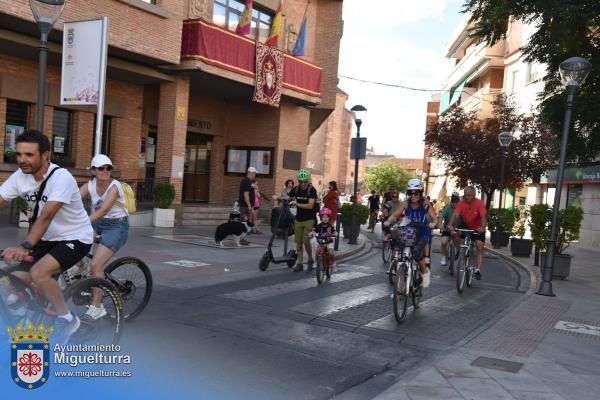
[471,356,524,373]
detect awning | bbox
[429,176,446,200]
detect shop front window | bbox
[4,100,29,163]
[52,109,73,166]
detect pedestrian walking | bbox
[322,181,339,223]
[238,166,256,245]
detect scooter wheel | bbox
[287,250,297,268]
[259,252,270,271]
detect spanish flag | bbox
[265,0,283,46]
[235,0,253,35]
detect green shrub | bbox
[14,197,28,212]
[529,204,583,254]
[487,208,517,234]
[340,202,370,226]
[153,183,175,209]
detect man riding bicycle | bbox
[440,192,461,266]
[447,186,487,280]
[367,190,380,229]
[0,130,94,344]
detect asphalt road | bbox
[117,226,530,399]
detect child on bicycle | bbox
[310,208,337,272]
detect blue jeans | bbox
[93,217,129,253]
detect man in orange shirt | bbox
[448,186,487,280]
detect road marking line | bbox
[164,259,210,268]
[554,321,600,337]
[220,271,370,301]
[290,283,389,316]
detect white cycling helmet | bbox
[406,178,424,191]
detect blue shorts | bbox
[93,217,129,253]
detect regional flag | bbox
[265,0,283,46]
[235,0,253,35]
[292,15,307,56]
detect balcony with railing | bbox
[180,19,323,104]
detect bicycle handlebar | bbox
[0,249,34,264]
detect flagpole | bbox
[293,0,310,52]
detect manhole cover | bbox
[471,356,524,373]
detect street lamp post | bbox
[425,155,432,195]
[30,0,66,131]
[537,56,592,297]
[349,105,367,245]
[494,131,513,249]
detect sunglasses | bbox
[407,191,421,196]
[94,165,113,172]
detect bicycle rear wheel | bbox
[387,257,396,285]
[316,254,325,285]
[382,240,391,264]
[456,248,467,293]
[104,257,153,321]
[448,242,455,276]
[64,277,123,344]
[392,262,409,322]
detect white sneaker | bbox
[421,271,431,288]
[440,256,448,266]
[84,304,107,320]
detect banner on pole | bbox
[60,19,104,105]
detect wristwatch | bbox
[20,241,33,250]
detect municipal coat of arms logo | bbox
[9,322,53,390]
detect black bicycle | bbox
[0,256,124,344]
[368,210,378,233]
[390,223,425,322]
[455,229,477,293]
[62,250,152,321]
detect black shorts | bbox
[12,240,91,273]
[441,229,451,237]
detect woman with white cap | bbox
[79,154,129,320]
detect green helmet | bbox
[296,169,310,181]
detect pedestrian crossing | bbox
[212,262,524,344]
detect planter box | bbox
[153,208,175,228]
[491,231,510,247]
[510,238,533,258]
[540,252,572,280]
[18,211,29,229]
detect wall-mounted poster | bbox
[4,124,24,153]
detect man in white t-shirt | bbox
[0,130,93,344]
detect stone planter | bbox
[153,208,175,228]
[540,252,572,280]
[510,238,533,258]
[490,231,510,247]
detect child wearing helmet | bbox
[310,208,337,272]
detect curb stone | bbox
[485,246,538,295]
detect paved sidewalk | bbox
[374,244,600,400]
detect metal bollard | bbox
[334,213,342,251]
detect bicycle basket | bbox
[398,226,418,247]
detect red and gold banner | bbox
[181,19,322,98]
[253,41,283,107]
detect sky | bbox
[338,0,467,159]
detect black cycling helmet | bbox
[383,201,392,211]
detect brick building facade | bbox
[0,0,345,224]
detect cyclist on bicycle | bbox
[368,190,380,214]
[448,186,487,280]
[381,201,393,241]
[310,208,337,272]
[79,154,129,320]
[440,192,461,266]
[0,130,93,344]
[383,179,438,288]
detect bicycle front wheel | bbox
[104,257,153,321]
[448,242,455,276]
[456,248,467,293]
[392,263,409,322]
[316,254,325,285]
[465,251,474,288]
[387,258,397,285]
[64,277,123,344]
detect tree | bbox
[425,95,555,209]
[364,159,413,195]
[463,0,600,162]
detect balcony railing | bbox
[181,19,323,99]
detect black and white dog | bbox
[214,220,254,247]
